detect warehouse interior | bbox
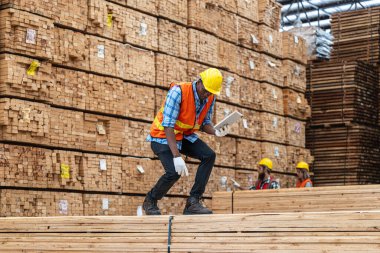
[0,0,379,251]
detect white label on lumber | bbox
[296,95,302,104]
[102,198,109,210]
[294,65,301,76]
[26,29,36,44]
[97,45,105,58]
[137,165,145,174]
[99,159,107,171]
[272,89,277,99]
[140,20,148,36]
[294,122,301,134]
[59,200,68,215]
[225,87,231,97]
[97,124,106,135]
[223,109,230,117]
[251,34,259,44]
[226,76,234,86]
[243,119,248,129]
[272,117,278,127]
[294,35,299,44]
[249,60,255,70]
[267,61,276,68]
[137,205,143,216]
[220,176,227,188]
[274,147,280,157]
[268,34,273,44]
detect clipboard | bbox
[214,111,243,131]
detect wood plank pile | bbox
[306,6,380,186]
[330,6,380,64]
[307,61,379,126]
[0,0,313,216]
[306,124,380,185]
[0,211,380,252]
[212,184,380,214]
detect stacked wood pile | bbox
[0,211,380,252]
[306,6,380,186]
[212,184,380,214]
[330,6,380,64]
[0,0,312,216]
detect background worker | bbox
[234,158,280,190]
[143,68,230,215]
[296,162,312,188]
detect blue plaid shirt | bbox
[146,81,215,149]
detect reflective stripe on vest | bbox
[150,82,214,141]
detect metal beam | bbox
[280,0,370,16]
[282,13,330,27]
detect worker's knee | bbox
[204,149,216,162]
[164,171,181,182]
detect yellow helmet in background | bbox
[199,68,223,95]
[258,158,273,170]
[296,161,309,171]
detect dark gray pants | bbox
[147,138,216,200]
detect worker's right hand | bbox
[215,125,230,137]
[173,156,189,177]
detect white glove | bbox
[215,125,230,137]
[173,157,189,177]
[231,178,241,188]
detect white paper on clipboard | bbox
[214,111,243,131]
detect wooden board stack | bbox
[212,184,380,214]
[0,211,380,252]
[307,6,380,186]
[307,61,379,126]
[330,6,380,64]
[0,0,313,216]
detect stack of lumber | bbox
[212,184,380,214]
[307,61,379,126]
[0,211,380,252]
[0,0,313,216]
[330,6,380,64]
[306,124,380,185]
[306,6,380,186]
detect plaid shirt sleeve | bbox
[202,96,216,126]
[161,86,182,128]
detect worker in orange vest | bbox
[295,161,312,188]
[144,68,229,215]
[234,158,280,190]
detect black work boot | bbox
[143,195,161,215]
[183,196,213,215]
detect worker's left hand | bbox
[215,125,230,137]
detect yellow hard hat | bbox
[296,161,309,171]
[199,68,223,95]
[259,158,273,170]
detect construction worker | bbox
[296,161,312,188]
[143,68,229,215]
[234,158,280,190]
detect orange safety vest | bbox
[296,178,312,188]
[150,82,214,141]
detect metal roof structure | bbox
[278,0,380,31]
